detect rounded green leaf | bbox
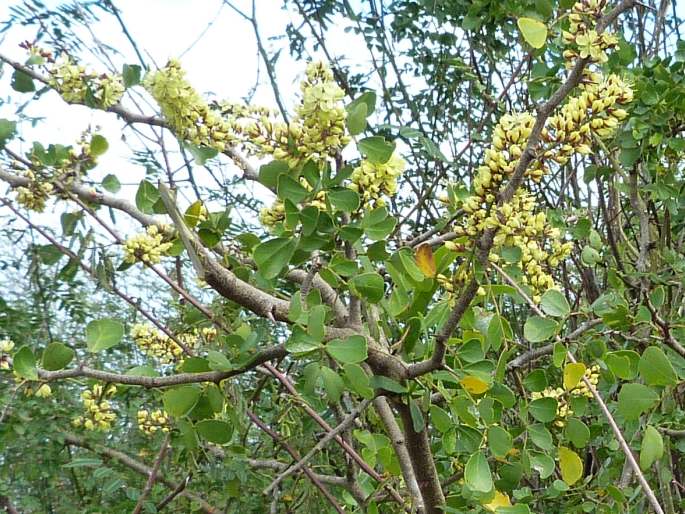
[328,188,360,213]
[529,397,558,423]
[42,342,74,371]
[326,335,368,364]
[465,451,493,492]
[638,346,677,386]
[86,319,124,352]
[488,425,513,458]
[640,425,663,470]
[564,418,590,449]
[13,346,38,380]
[357,136,394,164]
[523,316,558,343]
[517,17,548,48]
[196,419,233,444]
[540,289,570,318]
[89,134,109,157]
[349,272,385,303]
[253,237,297,279]
[617,383,659,421]
[162,386,201,417]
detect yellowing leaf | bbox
[460,375,491,394]
[415,243,436,278]
[517,17,548,49]
[563,362,586,390]
[482,490,512,512]
[558,446,583,485]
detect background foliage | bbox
[1,0,684,513]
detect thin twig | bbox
[264,398,372,495]
[132,433,171,514]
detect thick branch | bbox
[395,401,445,514]
[37,347,285,387]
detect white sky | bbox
[0,0,371,214]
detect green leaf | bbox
[409,400,424,432]
[617,383,659,420]
[529,397,558,423]
[326,335,368,364]
[564,418,590,448]
[277,175,308,204]
[540,290,570,317]
[89,134,109,157]
[358,136,395,164]
[286,325,321,355]
[488,425,513,458]
[13,346,38,380]
[344,364,374,399]
[558,446,583,485]
[368,375,407,393]
[259,160,289,189]
[135,180,160,214]
[640,425,663,470]
[517,17,548,49]
[320,366,344,403]
[528,424,553,451]
[430,406,452,433]
[42,342,74,371]
[253,237,297,279]
[465,451,493,492]
[163,386,201,417]
[328,188,360,212]
[581,246,601,266]
[0,119,17,149]
[523,316,558,343]
[11,70,36,93]
[349,272,385,303]
[207,351,232,372]
[122,64,142,88]
[185,143,218,165]
[85,319,124,352]
[346,101,368,135]
[638,346,678,386]
[196,419,233,444]
[523,369,548,391]
[102,174,121,193]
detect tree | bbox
[0,0,683,512]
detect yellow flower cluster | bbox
[245,61,349,168]
[14,169,54,212]
[35,384,52,398]
[531,387,573,428]
[259,178,328,229]
[487,191,573,301]
[48,56,124,108]
[0,338,13,370]
[562,0,619,65]
[296,62,350,160]
[144,59,237,152]
[446,66,631,301]
[349,152,406,208]
[137,408,172,435]
[570,365,600,398]
[123,226,173,265]
[131,324,215,364]
[542,73,632,161]
[72,384,117,431]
